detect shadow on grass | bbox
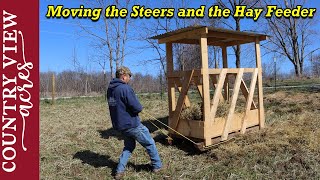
[155,134,205,156]
[73,150,153,174]
[127,163,153,172]
[97,128,123,140]
[73,150,117,168]
[97,116,204,155]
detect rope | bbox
[141,113,171,139]
[141,111,198,145]
[141,111,237,150]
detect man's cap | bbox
[116,66,132,77]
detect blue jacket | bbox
[107,78,143,130]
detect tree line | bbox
[40,71,165,98]
[40,56,320,98]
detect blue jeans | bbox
[116,124,162,173]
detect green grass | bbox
[41,89,320,179]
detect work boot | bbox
[152,167,162,173]
[114,171,125,180]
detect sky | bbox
[40,1,171,74]
[40,0,320,76]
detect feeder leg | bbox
[204,138,211,147]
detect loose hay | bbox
[180,104,202,120]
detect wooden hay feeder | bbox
[151,26,268,149]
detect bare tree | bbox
[138,0,181,74]
[79,0,133,78]
[69,46,93,95]
[311,54,320,78]
[75,0,134,99]
[261,0,319,77]
[175,44,202,70]
[215,0,261,68]
[138,18,168,75]
[40,71,54,98]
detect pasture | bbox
[40,88,320,179]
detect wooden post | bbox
[200,35,211,146]
[255,38,265,128]
[52,73,55,105]
[166,43,175,128]
[222,46,229,101]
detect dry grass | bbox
[41,90,320,179]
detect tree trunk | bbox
[235,18,241,68]
[85,76,88,95]
[104,70,108,100]
[299,61,303,77]
[235,45,241,68]
[294,62,302,78]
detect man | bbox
[107,66,162,179]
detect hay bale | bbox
[216,102,229,117]
[180,101,246,121]
[180,104,203,120]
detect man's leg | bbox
[116,136,136,173]
[134,125,162,170]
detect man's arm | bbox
[123,86,143,114]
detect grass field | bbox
[263,77,320,88]
[40,88,320,179]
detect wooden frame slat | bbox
[193,75,203,98]
[224,40,254,46]
[209,69,227,123]
[207,68,256,75]
[240,78,257,109]
[170,86,176,112]
[210,74,225,102]
[207,31,256,41]
[208,110,259,138]
[177,87,191,107]
[197,85,203,97]
[221,68,244,140]
[241,68,258,134]
[172,70,194,130]
[168,70,201,78]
